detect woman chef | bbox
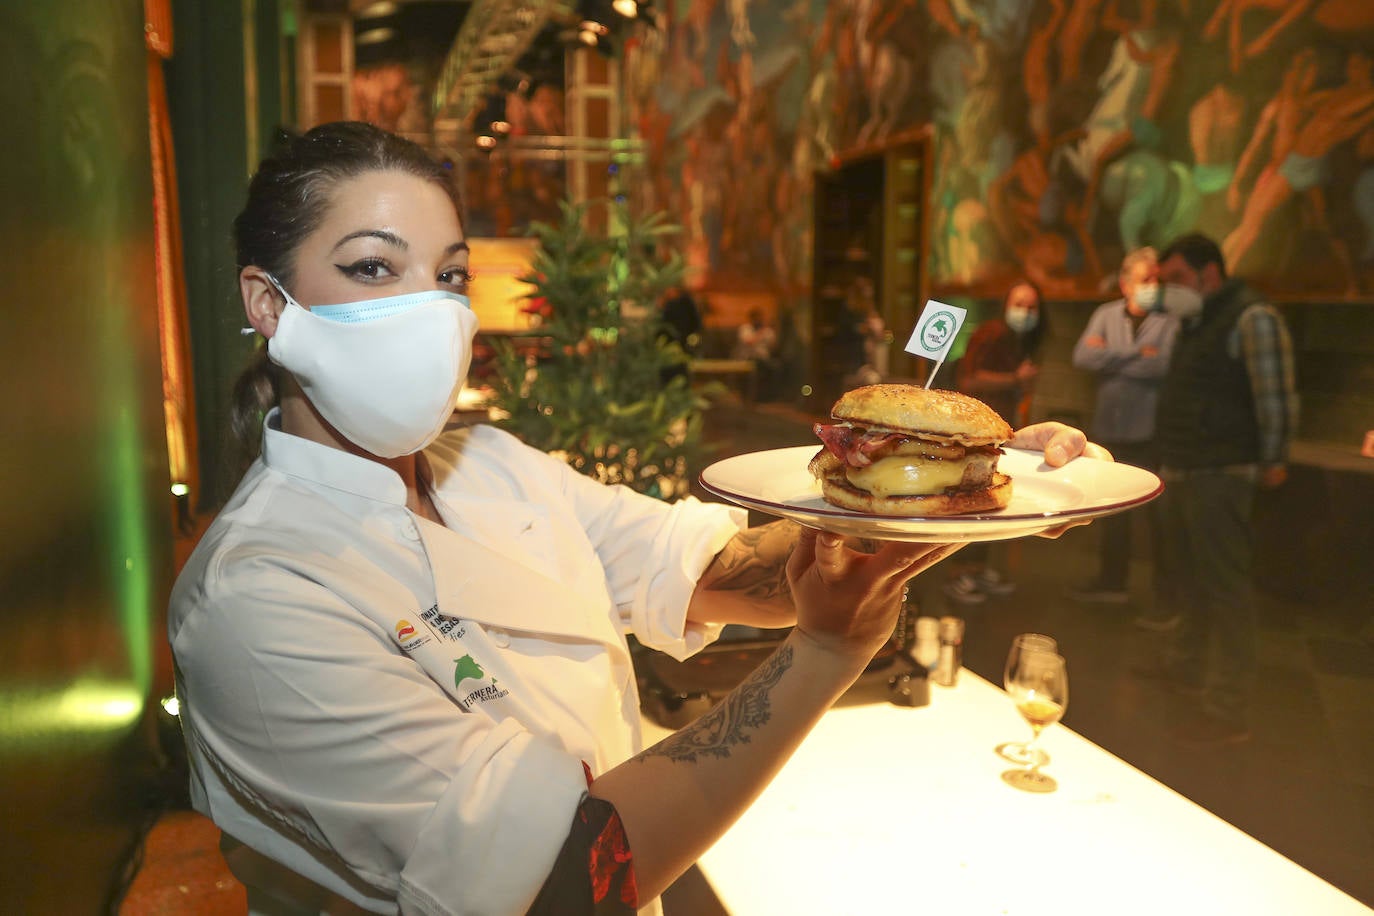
[169,122,1103,915]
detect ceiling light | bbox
[578,20,608,45]
[356,26,396,46]
[491,120,511,135]
[612,0,638,17]
[475,135,497,150]
[355,1,398,20]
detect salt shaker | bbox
[913,616,941,673]
[934,616,964,686]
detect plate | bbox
[699,446,1163,543]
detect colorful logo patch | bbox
[453,654,510,711]
[393,617,431,652]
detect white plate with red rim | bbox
[699,446,1163,543]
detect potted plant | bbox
[484,199,712,501]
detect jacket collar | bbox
[260,408,409,506]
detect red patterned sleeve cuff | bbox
[526,763,639,915]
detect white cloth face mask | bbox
[1161,283,1204,320]
[1134,282,1160,311]
[264,275,479,458]
[1005,306,1039,334]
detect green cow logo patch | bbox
[454,654,485,687]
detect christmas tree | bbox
[485,199,712,501]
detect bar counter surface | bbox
[642,668,1371,916]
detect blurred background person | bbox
[838,276,885,388]
[958,279,1044,426]
[658,283,703,386]
[1138,233,1299,748]
[1070,247,1178,614]
[733,306,777,361]
[945,280,1047,604]
[733,306,782,400]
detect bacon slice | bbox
[813,423,977,468]
[813,423,907,468]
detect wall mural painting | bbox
[350,43,568,240]
[628,0,1374,302]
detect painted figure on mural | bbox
[1187,83,1247,237]
[853,0,921,145]
[1096,151,1201,268]
[1204,0,1374,75]
[1354,129,1374,271]
[1059,0,1181,280]
[624,0,1374,301]
[351,64,417,135]
[987,109,1090,298]
[1223,50,1374,292]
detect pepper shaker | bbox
[934,616,964,686]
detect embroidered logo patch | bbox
[453,654,510,711]
[454,654,485,686]
[393,618,431,652]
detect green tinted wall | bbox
[0,0,175,909]
[168,0,283,508]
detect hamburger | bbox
[809,384,1013,516]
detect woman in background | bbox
[945,280,1048,604]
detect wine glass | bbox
[995,633,1058,764]
[1001,651,1068,793]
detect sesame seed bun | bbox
[811,384,1015,516]
[831,385,1012,445]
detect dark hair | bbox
[1004,278,1048,357]
[229,121,462,473]
[1159,233,1228,280]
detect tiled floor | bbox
[120,398,1374,912]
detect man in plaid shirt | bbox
[1140,233,1299,748]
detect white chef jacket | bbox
[169,411,745,915]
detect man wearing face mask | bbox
[1138,233,1299,748]
[1070,247,1179,614]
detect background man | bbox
[1144,233,1299,748]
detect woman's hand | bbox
[785,530,956,669]
[1009,422,1114,538]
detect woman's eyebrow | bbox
[445,240,470,257]
[332,229,406,252]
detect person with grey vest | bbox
[1137,234,1299,749]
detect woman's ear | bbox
[241,266,284,339]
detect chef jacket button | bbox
[489,628,511,648]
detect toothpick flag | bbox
[905,299,967,389]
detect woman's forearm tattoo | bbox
[703,524,794,601]
[641,644,794,764]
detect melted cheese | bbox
[846,455,966,496]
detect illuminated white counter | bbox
[642,670,1370,916]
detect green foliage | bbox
[485,199,711,501]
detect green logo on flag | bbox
[918,310,957,354]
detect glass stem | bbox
[1023,729,1042,771]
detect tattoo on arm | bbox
[701,524,793,601]
[640,644,794,764]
